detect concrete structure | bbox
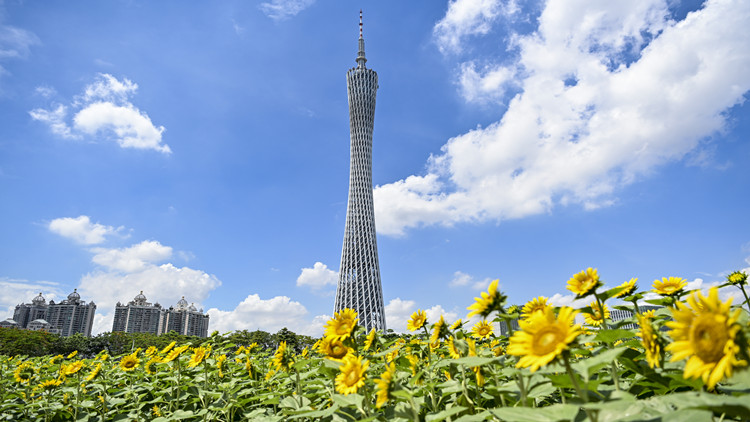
[163,297,210,337]
[10,290,95,337]
[112,291,165,335]
[333,11,386,331]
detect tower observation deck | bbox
[333,11,386,331]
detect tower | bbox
[334,11,386,331]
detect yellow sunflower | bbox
[375,361,396,408]
[162,345,189,363]
[727,271,747,285]
[61,361,84,377]
[407,309,427,331]
[613,278,638,298]
[665,287,746,390]
[38,378,62,391]
[216,355,227,378]
[145,346,158,357]
[143,358,160,375]
[467,279,506,319]
[324,308,358,341]
[466,338,485,386]
[245,358,253,378]
[508,306,582,372]
[13,362,35,384]
[521,296,550,319]
[472,320,494,339]
[160,341,177,355]
[430,315,449,343]
[363,328,377,351]
[447,336,462,359]
[637,313,661,368]
[583,301,609,327]
[49,355,63,365]
[566,268,601,297]
[119,354,140,372]
[335,355,369,395]
[67,350,78,359]
[652,276,687,296]
[188,346,210,368]
[85,363,102,381]
[490,339,504,356]
[318,337,352,361]
[272,341,294,372]
[450,319,463,330]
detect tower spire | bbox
[356,10,367,68]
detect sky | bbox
[1,0,749,337]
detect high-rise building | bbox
[333,11,386,331]
[163,297,210,337]
[112,291,165,335]
[10,290,96,337]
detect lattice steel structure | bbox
[333,12,386,331]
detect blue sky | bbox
[1,0,748,336]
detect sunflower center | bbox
[531,325,565,356]
[690,314,728,363]
[336,322,351,335]
[345,369,359,386]
[330,344,347,359]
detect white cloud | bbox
[91,240,173,272]
[30,74,170,154]
[384,298,460,333]
[0,277,63,319]
[296,262,338,290]
[375,0,750,236]
[0,23,38,87]
[433,0,517,54]
[48,215,122,245]
[206,294,325,336]
[259,0,315,21]
[458,61,516,103]
[449,270,491,290]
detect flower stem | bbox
[738,283,750,313]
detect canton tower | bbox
[333,11,386,331]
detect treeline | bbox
[0,327,317,357]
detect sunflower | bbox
[84,363,102,381]
[188,346,210,368]
[67,350,78,359]
[61,361,84,376]
[145,346,158,357]
[407,309,427,331]
[406,354,420,380]
[119,354,140,372]
[49,355,63,365]
[466,338,485,386]
[472,320,494,339]
[318,337,352,361]
[216,355,227,378]
[13,362,35,384]
[583,301,609,327]
[467,279,507,319]
[637,313,661,368]
[143,358,159,375]
[521,296,550,319]
[245,358,253,378]
[151,406,162,417]
[430,315,450,343]
[727,271,748,285]
[450,319,463,330]
[38,378,62,391]
[566,268,601,298]
[652,277,687,296]
[235,346,246,355]
[447,336,462,359]
[160,341,177,355]
[325,308,359,341]
[490,339,504,357]
[300,347,309,358]
[375,362,396,408]
[665,287,746,390]
[363,328,377,351]
[335,355,369,395]
[508,306,582,372]
[272,341,294,372]
[162,345,189,363]
[613,278,638,298]
[97,353,109,362]
[265,369,275,381]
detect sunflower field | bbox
[2,269,750,421]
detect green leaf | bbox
[485,404,580,422]
[593,329,636,344]
[425,405,467,422]
[436,356,498,368]
[572,346,626,382]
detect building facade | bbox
[112,292,209,337]
[112,291,165,335]
[333,12,387,331]
[10,290,96,337]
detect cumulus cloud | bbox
[30,73,170,154]
[259,0,315,21]
[434,0,517,54]
[375,0,750,236]
[458,61,516,103]
[48,215,122,245]
[206,294,326,336]
[384,298,460,333]
[296,262,338,290]
[91,240,173,273]
[449,270,492,290]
